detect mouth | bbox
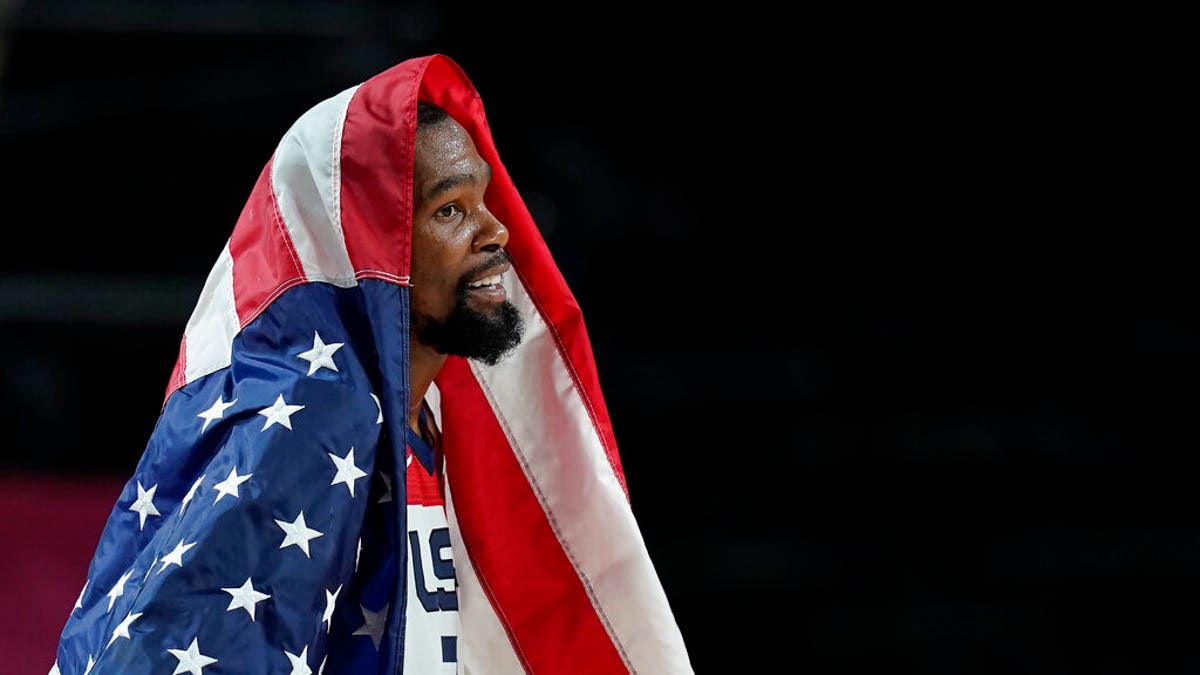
[463,264,510,303]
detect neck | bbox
[408,341,447,433]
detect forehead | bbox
[413,119,487,197]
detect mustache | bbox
[456,250,513,291]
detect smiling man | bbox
[51,54,692,675]
[409,99,523,393]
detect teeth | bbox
[468,274,502,288]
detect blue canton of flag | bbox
[53,280,416,675]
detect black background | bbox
[2,6,1197,674]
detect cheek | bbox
[411,224,463,270]
[409,284,435,318]
[412,228,473,283]
[409,230,441,284]
[409,246,460,318]
[411,246,454,290]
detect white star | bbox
[197,395,237,432]
[167,637,218,675]
[275,511,323,557]
[144,557,157,582]
[49,660,60,675]
[322,585,341,632]
[222,577,271,621]
[157,538,197,574]
[128,481,161,531]
[83,655,95,675]
[370,392,383,423]
[105,569,134,612]
[74,579,89,611]
[284,645,313,675]
[213,466,252,503]
[328,447,368,496]
[258,394,305,431]
[376,472,392,504]
[297,331,343,376]
[318,656,327,675]
[355,538,362,572]
[107,610,143,647]
[180,474,205,514]
[352,602,388,650]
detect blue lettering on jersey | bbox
[408,527,459,612]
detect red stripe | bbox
[437,358,626,674]
[425,54,632,667]
[228,158,307,326]
[339,55,490,283]
[162,335,187,406]
[339,59,425,282]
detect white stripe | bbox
[270,84,359,287]
[444,481,526,675]
[469,276,694,674]
[424,381,443,430]
[182,242,239,384]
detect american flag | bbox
[51,54,693,674]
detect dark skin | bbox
[408,113,511,434]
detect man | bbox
[51,54,692,674]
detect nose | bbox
[473,204,509,253]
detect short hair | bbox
[417,99,451,128]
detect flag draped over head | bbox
[52,54,693,674]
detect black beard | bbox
[414,294,525,366]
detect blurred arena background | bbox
[1,6,1195,674]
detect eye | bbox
[433,203,463,224]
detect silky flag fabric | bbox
[51,54,693,674]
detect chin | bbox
[415,300,524,366]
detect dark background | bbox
[1,5,1196,674]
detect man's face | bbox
[410,114,523,365]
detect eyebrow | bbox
[424,163,493,201]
